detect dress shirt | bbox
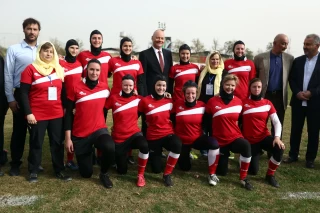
[302,52,319,106]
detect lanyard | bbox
[208,74,215,84]
[47,75,53,86]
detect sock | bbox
[239,155,251,180]
[67,152,74,162]
[267,156,280,176]
[164,152,180,175]
[97,149,102,158]
[137,152,149,175]
[127,149,133,157]
[208,149,220,175]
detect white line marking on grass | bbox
[282,192,320,199]
[0,195,40,207]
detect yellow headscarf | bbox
[197,51,224,99]
[32,41,64,81]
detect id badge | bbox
[206,84,213,95]
[48,87,57,100]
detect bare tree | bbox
[75,38,84,52]
[172,39,185,53]
[212,38,219,51]
[50,38,65,56]
[126,34,139,52]
[266,42,273,51]
[191,38,205,53]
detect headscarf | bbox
[65,39,79,63]
[233,40,246,61]
[32,41,64,81]
[85,59,101,90]
[90,30,103,56]
[120,37,132,62]
[179,44,191,65]
[197,51,224,99]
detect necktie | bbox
[158,51,164,72]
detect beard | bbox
[25,33,38,43]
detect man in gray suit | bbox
[254,34,294,139]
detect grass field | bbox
[1,87,319,213]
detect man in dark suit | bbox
[285,34,320,168]
[139,29,173,96]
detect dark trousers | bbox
[10,89,28,168]
[265,91,285,138]
[76,133,115,178]
[28,117,65,174]
[178,135,219,171]
[0,97,8,164]
[289,105,320,161]
[248,136,284,175]
[115,133,149,174]
[217,138,251,176]
[148,134,182,174]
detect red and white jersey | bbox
[59,59,83,97]
[242,98,276,144]
[77,50,112,86]
[206,96,243,147]
[224,59,256,101]
[68,80,110,138]
[138,95,174,141]
[169,63,200,102]
[109,57,144,95]
[20,65,63,121]
[174,100,205,145]
[105,93,142,143]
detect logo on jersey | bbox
[244,104,251,108]
[176,69,182,73]
[79,91,86,95]
[148,104,155,108]
[115,102,122,107]
[179,106,184,110]
[34,73,41,76]
[228,65,233,69]
[215,106,221,109]
[64,68,68,71]
[115,63,121,67]
[86,58,91,61]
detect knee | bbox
[101,140,115,154]
[208,137,219,150]
[171,135,182,153]
[139,141,149,154]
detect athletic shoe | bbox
[100,173,113,188]
[229,152,235,160]
[265,175,280,188]
[240,178,253,190]
[9,167,20,176]
[29,173,38,183]
[66,161,79,171]
[56,172,72,181]
[189,152,198,160]
[208,174,219,186]
[163,174,173,187]
[136,174,146,187]
[127,156,135,165]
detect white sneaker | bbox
[208,174,219,186]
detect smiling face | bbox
[273,35,289,54]
[155,80,166,96]
[40,47,54,63]
[184,87,197,103]
[250,81,262,96]
[68,45,79,57]
[210,53,220,69]
[234,44,245,57]
[122,41,133,55]
[179,49,190,62]
[122,79,134,94]
[87,62,101,81]
[91,34,103,48]
[223,80,236,94]
[152,30,165,50]
[303,37,320,58]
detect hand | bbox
[200,65,205,71]
[164,92,172,99]
[133,89,138,96]
[302,91,312,99]
[27,114,37,125]
[72,108,76,115]
[65,139,74,153]
[9,101,19,113]
[273,137,285,150]
[296,91,309,101]
[131,55,138,60]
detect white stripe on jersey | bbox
[113,98,141,114]
[84,56,111,69]
[228,66,251,73]
[32,72,58,85]
[146,103,172,115]
[176,107,205,116]
[64,66,83,76]
[242,105,271,115]
[174,68,198,78]
[212,105,242,118]
[76,89,110,104]
[114,64,140,74]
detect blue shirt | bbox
[302,52,319,106]
[267,52,283,92]
[4,40,38,102]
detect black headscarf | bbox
[85,59,100,89]
[179,44,191,65]
[152,75,166,100]
[233,40,246,61]
[65,39,79,63]
[121,74,135,98]
[220,87,234,105]
[90,30,103,56]
[120,37,132,62]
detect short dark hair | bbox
[87,58,101,69]
[182,80,198,94]
[154,75,167,85]
[122,74,135,82]
[40,42,53,52]
[249,78,262,88]
[23,18,41,30]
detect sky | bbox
[0,0,319,57]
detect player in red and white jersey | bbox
[168,44,200,102]
[64,59,115,189]
[223,41,256,102]
[105,74,149,187]
[206,74,253,190]
[59,39,82,171]
[138,75,182,187]
[242,78,285,188]
[20,41,70,183]
[77,30,112,87]
[173,81,220,186]
[109,37,144,96]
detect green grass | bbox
[0,83,319,213]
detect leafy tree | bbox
[0,45,7,56]
[246,48,254,60]
[266,42,273,51]
[221,40,237,55]
[50,38,65,56]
